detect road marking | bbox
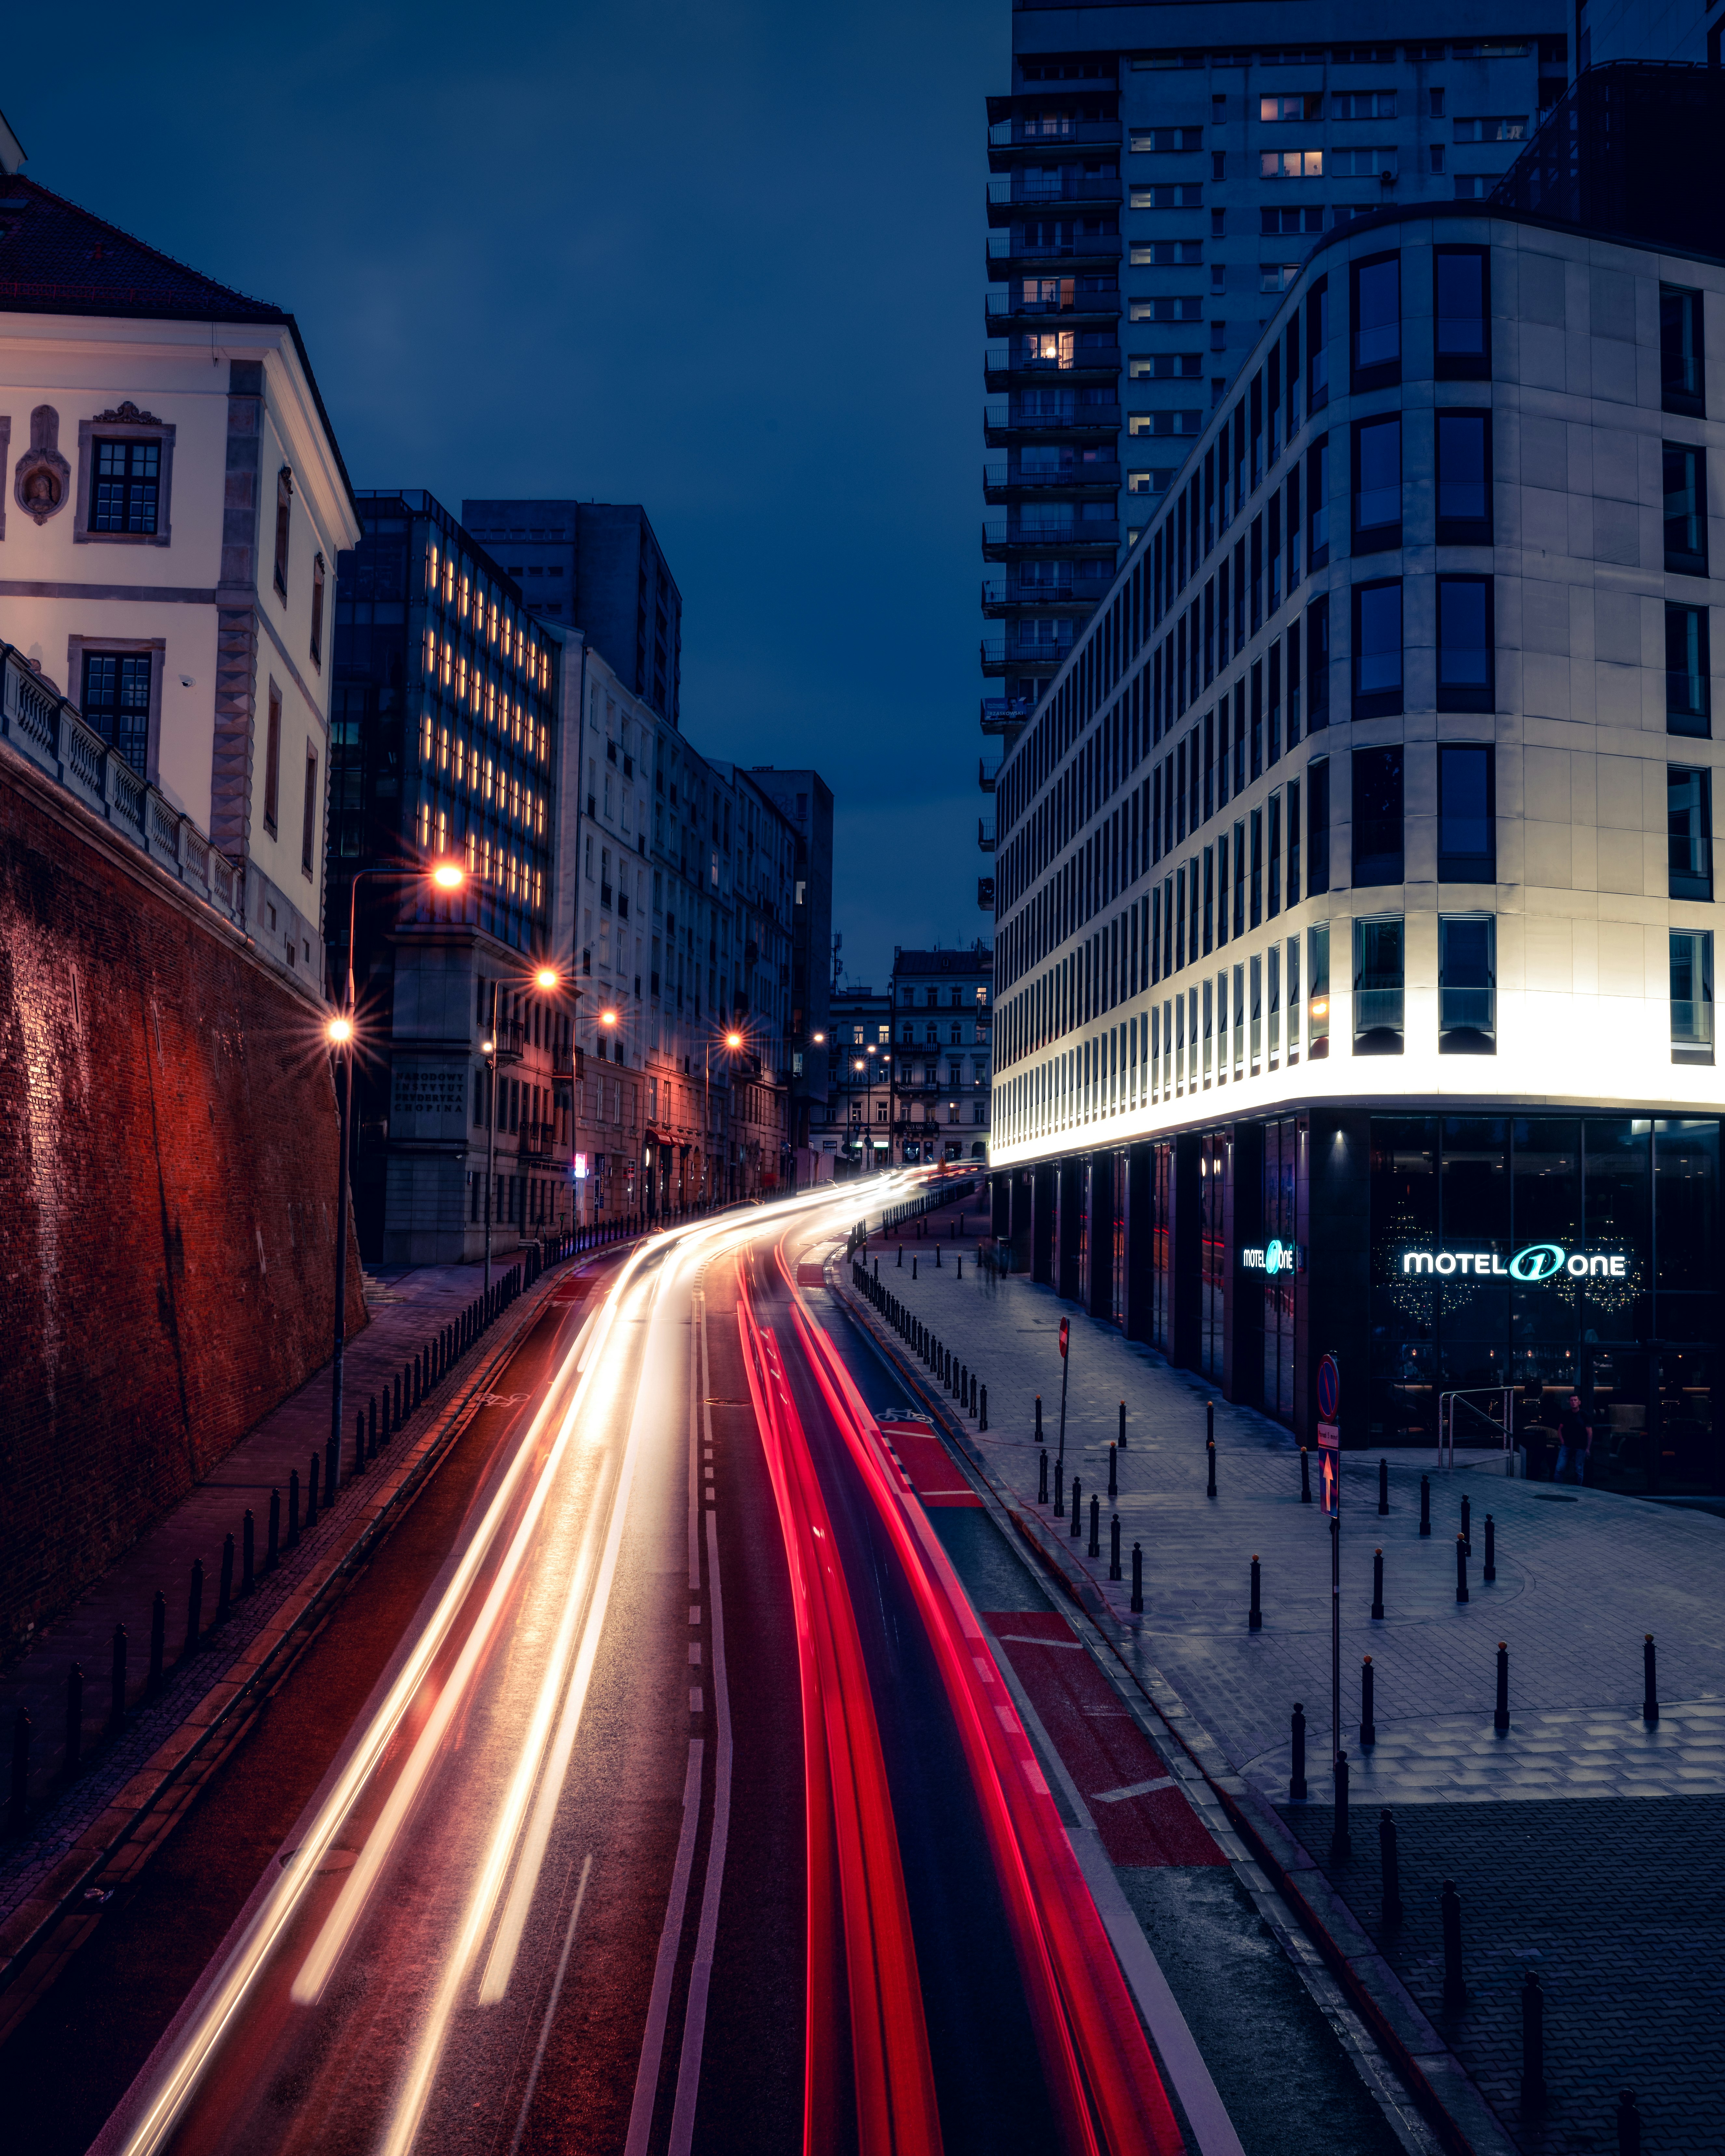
[994,1633,1087,1649]
[1091,1777,1177,1804]
[624,1742,706,2156]
[504,1852,593,2156]
[689,1688,703,1713]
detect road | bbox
[1,1179,1274,2156]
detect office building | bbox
[891,945,995,1165]
[986,160,1723,1481]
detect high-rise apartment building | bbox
[984,5,1569,784]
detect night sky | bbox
[8,0,1003,990]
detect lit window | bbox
[1260,148,1323,179]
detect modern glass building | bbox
[986,169,1724,1491]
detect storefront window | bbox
[1200,1133,1226,1379]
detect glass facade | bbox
[1199,1131,1226,1379]
[1262,1118,1298,1418]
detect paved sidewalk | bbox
[852,1194,1725,2152]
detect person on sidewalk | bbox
[1554,1395,1592,1485]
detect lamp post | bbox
[705,1027,743,1211]
[327,856,465,1471]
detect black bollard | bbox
[1131,1542,1144,1613]
[1372,1547,1385,1620]
[1379,1807,1403,1925]
[1616,2091,1642,2155]
[898,1246,902,1268]
[1089,1494,1100,1558]
[957,1256,962,1280]
[1109,1513,1122,1580]
[7,1710,29,1836]
[1055,1457,1065,1517]
[980,1384,988,1431]
[1039,1451,1049,1505]
[1290,1702,1308,1800]
[184,1560,204,1657]
[268,1487,281,1570]
[1300,1447,1312,1503]
[242,1508,255,1596]
[1108,1442,1118,1497]
[1070,1477,1083,1538]
[1520,1969,1546,2115]
[63,1663,84,1779]
[1118,1399,1128,1451]
[1495,1641,1510,1734]
[1484,1514,1496,1583]
[1461,1493,1472,1555]
[1206,1398,1214,1447]
[1036,1394,1044,1443]
[217,1533,234,1625]
[1361,1655,1377,1747]
[108,1623,127,1735]
[1250,1555,1262,1631]
[1644,1634,1658,1725]
[307,1453,320,1530]
[1441,1878,1466,2009]
[1207,1437,1217,1498]
[1455,1533,1469,1604]
[1330,1750,1351,1863]
[1378,1456,1389,1515]
[148,1591,166,1698]
[912,1258,917,1280]
[936,1244,941,1269]
[1420,1474,1432,1536]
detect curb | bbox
[830,1263,1517,2156]
[0,1242,632,2030]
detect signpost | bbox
[1317,1351,1342,1768]
[1057,1317,1071,1468]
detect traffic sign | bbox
[1059,1318,1070,1360]
[1316,1352,1340,1422]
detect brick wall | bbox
[0,756,365,1663]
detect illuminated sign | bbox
[572,1152,589,1180]
[1242,1240,1301,1275]
[1399,1242,1626,1280]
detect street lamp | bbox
[328,856,465,1479]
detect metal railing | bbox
[1439,1386,1514,1469]
[987,175,1123,208]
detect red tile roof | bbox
[0,174,286,322]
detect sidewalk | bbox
[851,1195,1725,2154]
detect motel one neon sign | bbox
[1399,1242,1627,1281]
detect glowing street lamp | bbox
[534,965,560,992]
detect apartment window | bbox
[1132,240,1204,266]
[1666,604,1711,737]
[1307,594,1330,728]
[1436,412,1492,544]
[79,649,152,777]
[1261,93,1322,122]
[1332,89,1396,118]
[1430,145,1446,174]
[1132,127,1203,152]
[90,439,159,534]
[1438,743,1495,882]
[1352,746,1404,887]
[1262,148,1323,179]
[1428,88,1446,117]
[1670,930,1715,1063]
[310,554,326,667]
[1453,115,1526,142]
[274,467,292,598]
[1353,914,1405,1054]
[1664,445,1708,577]
[1350,253,1400,392]
[1668,766,1713,900]
[1261,206,1324,236]
[263,682,283,836]
[1437,577,1494,712]
[1352,580,1403,719]
[1453,177,1490,200]
[301,746,319,877]
[1439,915,1496,1052]
[1131,183,1205,208]
[1660,285,1705,418]
[1352,416,1401,550]
[1308,923,1331,1056]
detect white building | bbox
[0,126,359,998]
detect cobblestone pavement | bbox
[855,1197,1725,2151]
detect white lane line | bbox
[994,1633,1087,1649]
[504,1852,593,2156]
[623,1740,706,2156]
[1090,1777,1177,1804]
[687,1303,702,1592]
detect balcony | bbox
[984,402,1120,446]
[986,174,1123,226]
[980,696,1034,733]
[551,1043,584,1078]
[517,1119,558,1164]
[982,577,1104,618]
[985,287,1122,330]
[986,231,1122,279]
[987,116,1122,165]
[982,519,1120,559]
[983,460,1119,502]
[978,818,997,853]
[984,344,1120,393]
[490,1020,526,1064]
[978,758,997,793]
[982,637,1074,676]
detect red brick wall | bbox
[0,762,365,1663]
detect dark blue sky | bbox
[10,0,1003,991]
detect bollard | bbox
[184,1559,204,1657]
[1616,2091,1642,2155]
[1290,1702,1309,1800]
[1330,1749,1351,1864]
[1250,1555,1263,1631]
[1441,1878,1466,2009]
[936,1244,941,1269]
[1361,1656,1376,1747]
[1036,1394,1044,1443]
[1300,1447,1312,1504]
[1484,1514,1496,1583]
[1206,1399,1214,1447]
[354,1410,366,1481]
[218,1533,234,1625]
[1070,1477,1083,1538]
[1461,1493,1472,1555]
[1108,1442,1118,1498]
[1379,1807,1403,1925]
[898,1246,902,1268]
[1118,1399,1128,1451]
[1038,1451,1049,1505]
[1420,1474,1432,1536]
[1055,1457,1065,1517]
[1372,1547,1385,1620]
[63,1663,84,1780]
[243,1509,255,1596]
[1131,1542,1144,1613]
[1109,1513,1122,1579]
[307,1453,320,1530]
[1644,1634,1658,1725]
[1206,1437,1217,1498]
[149,1592,166,1698]
[957,1256,962,1280]
[1378,1456,1389,1515]
[1520,1969,1546,2115]
[1089,1494,1100,1558]
[1455,1533,1469,1604]
[1495,1641,1510,1734]
[268,1487,281,1571]
[913,1258,917,1281]
[7,1710,29,1836]
[108,1623,127,1735]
